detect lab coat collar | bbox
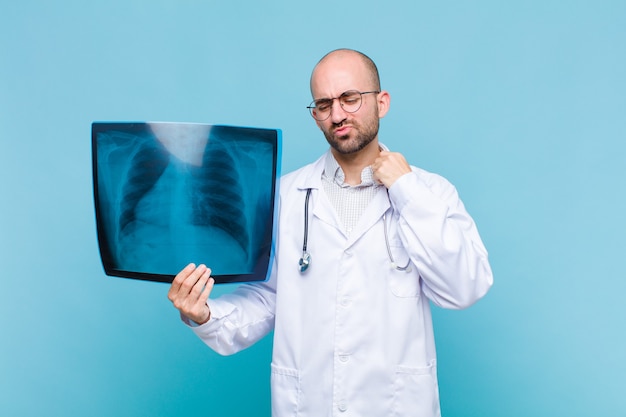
[294,145,392,243]
[295,142,390,191]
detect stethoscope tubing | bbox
[299,188,411,272]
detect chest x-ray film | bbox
[92,122,281,284]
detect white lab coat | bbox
[189,149,493,417]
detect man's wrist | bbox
[193,306,211,326]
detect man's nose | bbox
[329,99,348,123]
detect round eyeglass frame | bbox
[307,90,380,121]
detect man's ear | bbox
[377,90,391,118]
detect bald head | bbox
[310,49,381,96]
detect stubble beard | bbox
[322,116,380,155]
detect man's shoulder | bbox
[410,165,452,185]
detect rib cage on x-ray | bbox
[190,142,249,255]
[117,137,250,257]
[93,123,276,281]
[118,139,169,237]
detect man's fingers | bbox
[179,274,213,325]
[168,263,195,301]
[200,277,215,304]
[168,263,209,302]
[372,151,411,188]
[168,263,215,321]
[190,267,212,299]
[174,263,196,285]
[168,264,191,301]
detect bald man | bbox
[169,49,493,417]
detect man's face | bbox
[310,55,382,155]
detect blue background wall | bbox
[1,1,624,416]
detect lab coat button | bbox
[338,403,347,412]
[339,355,349,363]
[340,297,351,307]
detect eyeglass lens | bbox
[309,90,367,121]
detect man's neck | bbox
[331,140,380,185]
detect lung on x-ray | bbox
[92,122,281,284]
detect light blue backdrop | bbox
[1,1,624,416]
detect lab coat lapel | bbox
[311,188,345,236]
[295,152,345,236]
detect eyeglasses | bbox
[307,90,380,121]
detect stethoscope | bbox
[298,188,411,273]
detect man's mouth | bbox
[333,125,351,136]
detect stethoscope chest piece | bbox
[299,252,311,272]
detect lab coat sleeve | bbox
[183,268,277,356]
[388,169,493,309]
